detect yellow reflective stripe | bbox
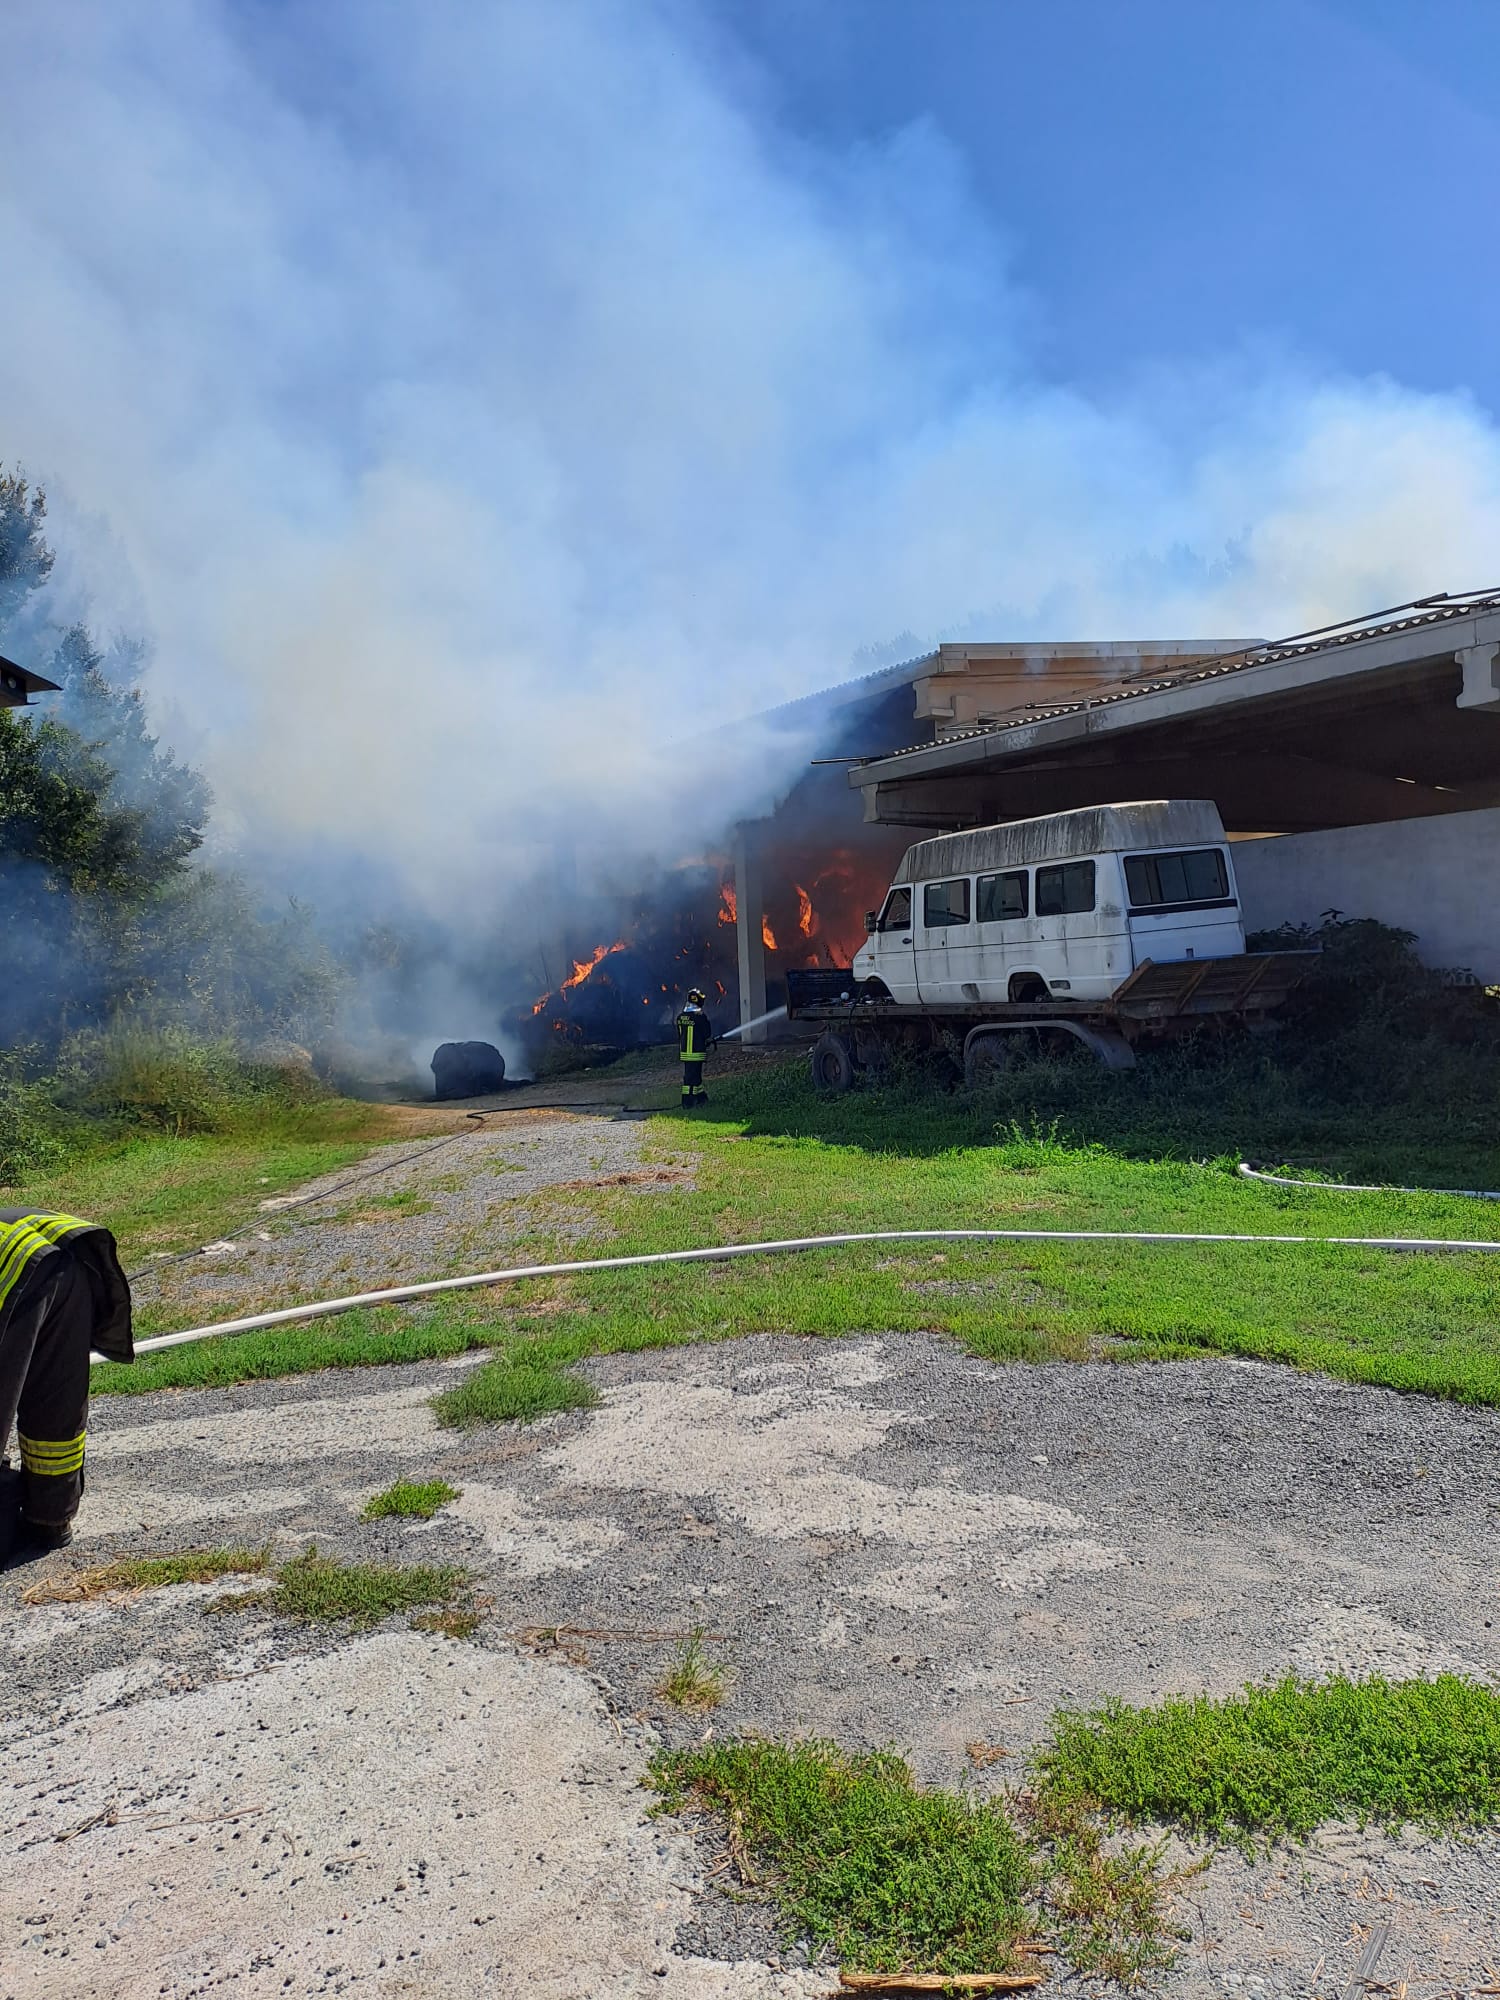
[18,1432,87,1475]
[18,1213,91,1242]
[681,1052,705,1065]
[0,1213,93,1314]
[0,1222,52,1312]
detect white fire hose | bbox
[1237,1162,1500,1201]
[107,1205,1500,1365]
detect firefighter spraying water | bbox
[675,988,715,1107]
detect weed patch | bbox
[652,1739,1041,1978]
[216,1546,469,1629]
[431,1351,600,1428]
[361,1477,460,1520]
[22,1545,269,1605]
[1040,1674,1500,1847]
[655,1626,727,1711]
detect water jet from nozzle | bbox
[719,1005,788,1042]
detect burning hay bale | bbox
[430,1040,506,1099]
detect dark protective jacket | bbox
[676,1005,715,1063]
[0,1213,133,1531]
[0,1214,133,1362]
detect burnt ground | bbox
[4,1316,1500,1998]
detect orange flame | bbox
[718,883,737,927]
[761,915,778,951]
[560,940,628,994]
[795,884,817,937]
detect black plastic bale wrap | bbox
[430,1041,506,1099]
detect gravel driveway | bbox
[4,1113,1499,1997]
[131,1107,687,1321]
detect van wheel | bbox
[1008,974,1049,1004]
[810,1032,857,1094]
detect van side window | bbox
[878,886,912,932]
[1125,849,1230,908]
[922,878,971,927]
[976,869,1028,922]
[1034,859,1095,917]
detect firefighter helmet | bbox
[686,988,707,1006]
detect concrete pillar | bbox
[733,821,769,1043]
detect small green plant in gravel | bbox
[656,1626,727,1711]
[431,1348,600,1427]
[651,1739,1041,1978]
[23,1546,269,1604]
[361,1477,460,1520]
[1023,1789,1183,1983]
[1040,1673,1500,1848]
[215,1546,470,1629]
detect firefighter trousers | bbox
[681,1060,707,1106]
[0,1254,90,1529]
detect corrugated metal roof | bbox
[856,590,1500,768]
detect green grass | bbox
[653,1678,1500,1981]
[24,1545,269,1602]
[430,1353,601,1428]
[361,1477,461,1520]
[652,1737,1178,1981]
[216,1546,471,1629]
[655,1626,727,1710]
[2,1101,425,1272]
[1040,1674,1500,1849]
[84,1048,1500,1410]
[651,1740,1040,1978]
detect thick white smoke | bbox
[3,0,1500,932]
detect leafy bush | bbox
[0,1048,80,1180]
[52,1024,329,1138]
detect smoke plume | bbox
[4,0,1500,1017]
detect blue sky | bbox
[3,0,1499,906]
[727,0,1500,408]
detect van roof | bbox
[892,800,1226,884]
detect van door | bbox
[866,885,919,1004]
[914,876,971,1005]
[973,867,1031,1002]
[1123,845,1243,967]
[1032,857,1106,997]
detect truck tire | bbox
[810,1031,857,1094]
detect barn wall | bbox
[1233,808,1500,980]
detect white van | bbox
[851,801,1244,1008]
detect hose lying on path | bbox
[1237,1163,1500,1201]
[107,1223,1500,1365]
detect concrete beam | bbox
[849,608,1500,800]
[733,821,768,1045]
[1457,642,1500,713]
[857,753,1500,835]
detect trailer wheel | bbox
[810,1031,857,1093]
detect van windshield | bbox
[878,887,912,932]
[1125,848,1230,909]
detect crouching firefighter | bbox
[676,988,715,1107]
[0,1212,133,1562]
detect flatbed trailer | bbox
[785,950,1318,1089]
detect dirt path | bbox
[4,1112,1499,1997]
